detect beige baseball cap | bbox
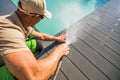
[18,0,52,19]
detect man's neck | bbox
[16,10,29,29]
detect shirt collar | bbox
[10,12,28,37]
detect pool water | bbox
[12,0,110,35]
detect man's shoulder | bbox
[0,15,10,23]
[0,14,16,28]
[0,14,23,33]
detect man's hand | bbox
[56,34,66,42]
[53,43,70,56]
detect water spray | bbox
[36,27,79,80]
[65,26,78,45]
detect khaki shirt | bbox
[0,12,34,66]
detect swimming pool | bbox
[12,0,110,35]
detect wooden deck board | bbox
[77,29,120,69]
[57,0,120,80]
[92,9,120,27]
[85,17,120,44]
[77,22,120,54]
[56,71,68,80]
[60,57,88,80]
[64,46,109,80]
[88,12,120,34]
[72,38,120,80]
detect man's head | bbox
[18,0,52,19]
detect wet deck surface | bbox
[0,0,120,80]
[56,0,120,80]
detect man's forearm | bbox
[32,31,58,41]
[37,43,69,80]
[37,49,64,80]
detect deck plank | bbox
[85,17,120,44]
[74,22,120,55]
[60,57,88,80]
[57,0,120,79]
[72,37,120,80]
[102,1,120,17]
[56,71,68,80]
[88,12,120,35]
[92,9,120,26]
[65,46,109,80]
[76,28,120,69]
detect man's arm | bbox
[3,43,69,80]
[32,30,66,42]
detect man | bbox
[0,0,70,80]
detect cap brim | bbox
[44,10,52,19]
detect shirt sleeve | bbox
[26,27,36,37]
[0,25,30,56]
